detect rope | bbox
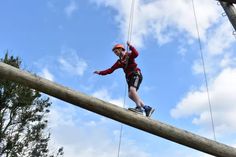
[191,0,217,141]
[127,0,135,43]
[117,1,136,157]
[117,87,127,157]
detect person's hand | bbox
[127,41,131,47]
[94,71,100,74]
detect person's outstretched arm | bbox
[94,61,121,75]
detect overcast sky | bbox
[1,0,236,157]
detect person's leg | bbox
[127,72,143,106]
[128,86,154,117]
[128,86,144,108]
[127,72,155,117]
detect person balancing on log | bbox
[94,41,155,117]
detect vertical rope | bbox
[117,87,127,157]
[117,1,136,157]
[191,0,216,141]
[127,0,136,43]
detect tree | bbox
[0,53,63,157]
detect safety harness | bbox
[118,53,140,78]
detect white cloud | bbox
[91,0,220,47]
[171,68,236,135]
[64,0,78,17]
[48,103,151,157]
[92,88,124,107]
[58,48,88,77]
[191,21,235,76]
[48,104,78,128]
[39,68,54,81]
[220,53,236,68]
[205,21,235,56]
[177,45,187,58]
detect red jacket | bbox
[99,45,141,78]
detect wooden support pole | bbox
[219,0,236,4]
[0,62,236,157]
[220,1,236,31]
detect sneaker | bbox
[144,106,155,117]
[128,106,143,114]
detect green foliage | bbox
[0,53,63,157]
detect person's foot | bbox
[144,106,155,117]
[128,106,143,114]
